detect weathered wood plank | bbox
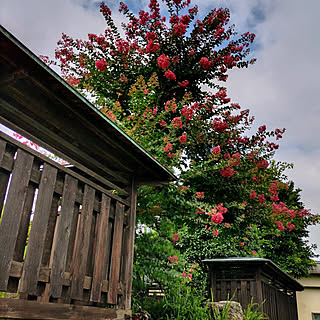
[13,159,40,262]
[70,184,95,300]
[90,194,111,303]
[0,169,10,218]
[122,179,137,309]
[50,174,78,298]
[9,260,113,295]
[0,149,34,291]
[107,202,125,305]
[0,139,10,218]
[0,298,131,320]
[65,204,80,272]
[19,163,58,295]
[41,194,60,267]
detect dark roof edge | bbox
[203,258,304,291]
[0,25,176,182]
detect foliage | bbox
[49,0,319,312]
[211,296,268,320]
[162,281,210,320]
[243,299,268,320]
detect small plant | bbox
[162,283,211,320]
[211,301,232,320]
[210,292,268,320]
[243,298,268,320]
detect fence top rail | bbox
[203,258,304,292]
[0,25,175,186]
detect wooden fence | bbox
[0,132,136,318]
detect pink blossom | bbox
[195,192,204,199]
[250,190,256,199]
[200,57,211,69]
[181,105,194,120]
[95,58,108,71]
[172,117,182,128]
[211,212,224,224]
[287,222,295,232]
[212,229,219,236]
[173,23,187,36]
[197,208,205,214]
[258,125,266,133]
[179,134,187,143]
[178,80,189,87]
[220,167,234,178]
[165,69,176,80]
[181,15,190,24]
[146,31,157,40]
[274,221,285,231]
[172,233,179,242]
[258,194,266,205]
[164,142,172,153]
[158,54,170,69]
[168,255,178,262]
[212,146,221,155]
[100,3,111,17]
[216,203,227,214]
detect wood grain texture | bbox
[0,139,10,218]
[122,179,137,309]
[107,202,125,305]
[0,149,34,291]
[19,163,58,295]
[0,298,131,320]
[70,184,95,300]
[90,194,111,303]
[50,174,78,298]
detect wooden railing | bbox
[0,132,136,312]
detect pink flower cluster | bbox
[220,166,234,178]
[168,255,178,263]
[274,220,285,231]
[179,134,187,143]
[165,69,176,80]
[178,80,189,87]
[200,57,211,69]
[173,23,187,36]
[164,142,172,153]
[95,58,108,71]
[212,146,221,155]
[145,40,160,53]
[172,117,182,128]
[269,181,279,201]
[195,191,205,199]
[158,54,170,69]
[172,233,179,242]
[213,119,229,132]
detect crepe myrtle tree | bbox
[47,0,255,119]
[43,0,319,278]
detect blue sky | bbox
[1,0,320,256]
